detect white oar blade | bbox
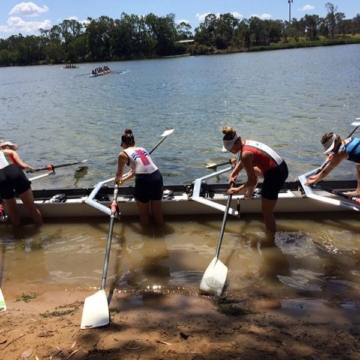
[0,288,6,312]
[161,129,174,137]
[351,119,360,126]
[81,289,109,329]
[199,258,228,296]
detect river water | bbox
[0,45,360,302]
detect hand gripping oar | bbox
[199,186,234,297]
[27,159,88,173]
[314,184,360,204]
[81,184,120,329]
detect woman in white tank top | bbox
[115,129,163,227]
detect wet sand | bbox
[1,282,360,360]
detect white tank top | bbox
[123,147,158,174]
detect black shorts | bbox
[261,161,288,201]
[0,164,31,199]
[134,170,163,203]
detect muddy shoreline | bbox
[1,282,360,359]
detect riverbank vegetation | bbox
[0,2,359,66]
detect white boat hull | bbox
[9,180,359,219]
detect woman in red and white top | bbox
[222,126,288,233]
[115,129,163,227]
[0,140,42,226]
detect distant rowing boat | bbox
[90,68,111,77]
[62,65,79,69]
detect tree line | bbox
[0,2,359,66]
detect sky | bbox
[1,1,359,39]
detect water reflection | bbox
[116,225,174,291]
[73,165,89,186]
[274,230,360,295]
[0,225,47,285]
[275,232,324,291]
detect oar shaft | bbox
[348,120,360,137]
[215,189,233,258]
[149,130,174,155]
[316,184,360,204]
[29,160,87,173]
[206,161,231,169]
[100,185,119,290]
[215,155,241,255]
[149,136,167,155]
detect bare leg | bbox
[3,198,21,226]
[18,189,43,226]
[151,200,164,226]
[345,163,360,196]
[261,198,277,233]
[136,200,150,227]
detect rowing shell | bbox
[89,70,111,78]
[7,178,358,220]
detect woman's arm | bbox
[229,161,243,184]
[6,150,34,172]
[305,152,345,185]
[228,152,257,194]
[115,151,135,185]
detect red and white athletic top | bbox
[242,140,283,174]
[123,147,158,174]
[0,151,15,170]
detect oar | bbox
[28,172,55,181]
[81,184,120,329]
[27,159,88,173]
[0,289,5,312]
[0,245,6,311]
[206,160,231,171]
[348,118,360,137]
[199,186,234,296]
[149,129,174,155]
[314,184,360,204]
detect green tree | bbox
[176,22,193,41]
[325,2,337,37]
[215,13,239,50]
[145,13,178,56]
[303,14,320,40]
